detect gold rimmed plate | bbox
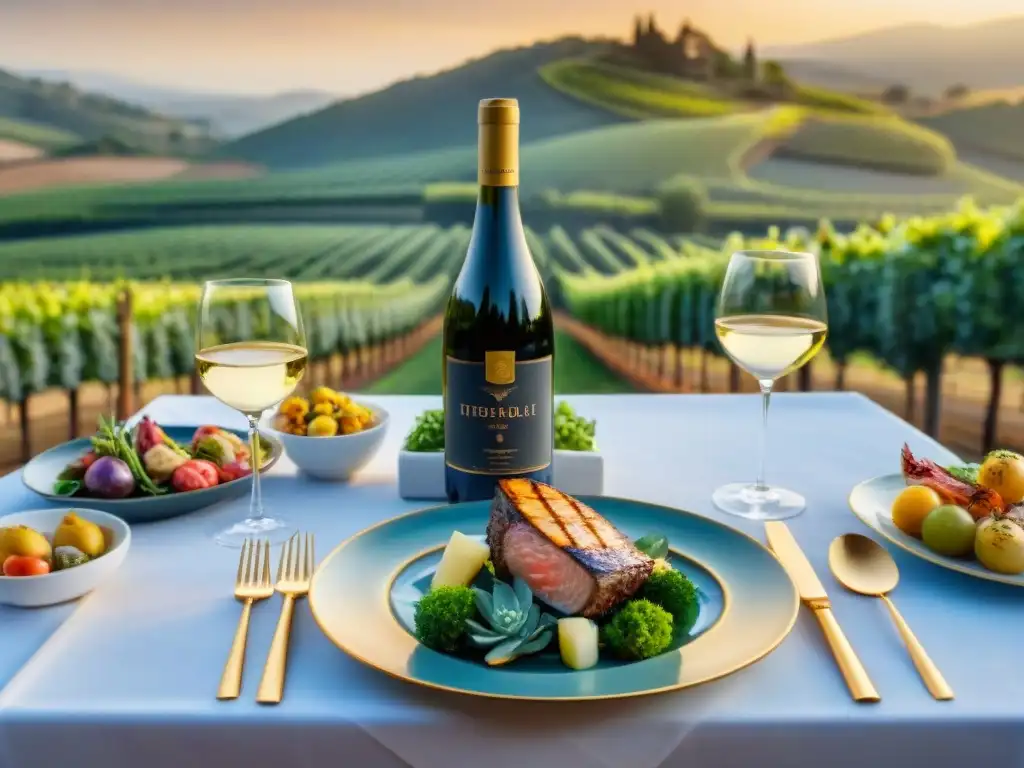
[309,496,799,701]
[850,474,1024,587]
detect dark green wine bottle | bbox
[442,98,554,503]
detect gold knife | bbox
[765,521,881,703]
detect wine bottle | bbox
[442,97,555,503]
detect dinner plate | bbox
[22,426,282,524]
[849,474,1024,587]
[310,496,799,701]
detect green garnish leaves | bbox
[946,463,981,485]
[554,401,597,452]
[634,533,669,560]
[404,402,598,453]
[404,409,445,452]
[53,479,81,496]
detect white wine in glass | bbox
[196,279,307,547]
[712,251,828,520]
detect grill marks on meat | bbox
[487,478,654,618]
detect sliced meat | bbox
[487,478,654,618]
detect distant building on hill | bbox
[629,13,743,81]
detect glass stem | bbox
[247,415,264,521]
[755,380,772,492]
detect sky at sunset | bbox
[3,0,1021,95]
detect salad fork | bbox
[217,537,273,700]
[256,531,315,704]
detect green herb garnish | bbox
[404,409,445,452]
[554,401,597,452]
[53,479,81,496]
[634,533,669,560]
[946,463,981,485]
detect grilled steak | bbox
[486,478,654,618]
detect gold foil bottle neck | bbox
[478,98,520,125]
[477,97,519,186]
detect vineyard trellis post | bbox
[117,288,134,421]
[982,359,1004,455]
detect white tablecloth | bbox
[1,393,1022,768]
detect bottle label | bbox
[444,352,552,476]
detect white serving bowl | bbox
[0,507,131,608]
[261,400,389,481]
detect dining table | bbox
[0,392,1022,768]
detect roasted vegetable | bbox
[3,555,50,577]
[84,456,135,499]
[53,546,90,571]
[977,450,1024,505]
[413,585,476,653]
[171,460,220,492]
[193,434,236,466]
[143,444,189,484]
[600,599,674,660]
[90,415,165,496]
[638,567,698,627]
[975,513,1024,574]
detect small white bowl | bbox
[0,507,131,608]
[261,400,389,481]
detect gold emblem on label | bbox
[485,351,515,385]
[482,386,516,402]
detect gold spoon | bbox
[828,533,954,701]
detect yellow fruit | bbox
[0,524,52,563]
[52,513,106,558]
[340,416,361,434]
[309,387,337,406]
[307,415,339,437]
[279,397,308,420]
[977,451,1024,505]
[312,402,334,416]
[891,486,943,537]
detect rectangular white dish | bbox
[398,449,604,500]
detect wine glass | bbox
[712,250,828,520]
[195,279,307,547]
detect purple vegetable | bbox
[83,456,135,499]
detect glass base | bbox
[712,483,806,521]
[213,516,293,548]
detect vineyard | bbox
[0,197,1022,467]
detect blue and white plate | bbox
[22,426,282,524]
[310,495,799,701]
[850,473,1024,587]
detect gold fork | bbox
[256,531,315,704]
[217,538,273,700]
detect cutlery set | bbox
[766,521,953,703]
[217,532,315,704]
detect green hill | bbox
[919,102,1024,163]
[222,38,624,169]
[0,116,79,149]
[0,68,215,156]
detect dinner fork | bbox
[217,538,273,700]
[256,531,315,704]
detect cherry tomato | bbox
[3,555,51,577]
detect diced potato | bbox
[431,531,490,589]
[558,617,599,670]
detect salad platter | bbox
[849,444,1024,586]
[310,481,799,700]
[22,415,282,523]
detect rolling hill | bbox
[765,16,1024,94]
[222,37,623,170]
[0,68,215,155]
[22,69,337,137]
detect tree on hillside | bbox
[762,60,790,95]
[881,84,910,104]
[742,39,757,80]
[633,15,644,46]
[712,50,739,79]
[944,83,970,100]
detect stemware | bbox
[195,278,307,547]
[712,250,828,520]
